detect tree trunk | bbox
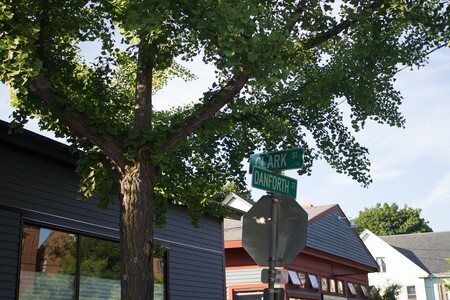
[119,160,156,299]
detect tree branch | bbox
[157,0,389,153]
[160,70,249,151]
[28,76,128,172]
[304,0,388,49]
[31,2,127,172]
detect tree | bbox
[354,202,433,235]
[1,0,448,298]
[370,283,402,300]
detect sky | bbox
[1,46,449,232]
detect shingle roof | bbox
[224,203,378,269]
[380,231,450,274]
[224,204,334,242]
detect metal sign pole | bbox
[267,195,279,300]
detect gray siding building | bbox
[0,121,226,299]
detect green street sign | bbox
[251,167,297,198]
[249,148,303,174]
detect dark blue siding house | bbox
[0,120,226,299]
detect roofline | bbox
[307,204,340,224]
[1,120,241,220]
[0,120,77,167]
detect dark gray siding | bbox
[156,205,223,252]
[157,205,225,299]
[168,246,224,299]
[0,129,226,300]
[307,209,377,268]
[0,145,120,238]
[0,208,21,299]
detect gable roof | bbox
[225,203,378,269]
[223,204,334,242]
[379,231,450,274]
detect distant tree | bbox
[222,181,252,200]
[370,283,402,300]
[354,202,432,235]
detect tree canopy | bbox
[354,202,433,235]
[370,283,402,300]
[1,0,449,298]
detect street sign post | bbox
[242,194,308,300]
[242,194,308,267]
[263,288,284,300]
[251,166,297,198]
[249,148,303,174]
[246,148,305,300]
[261,269,289,284]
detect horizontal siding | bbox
[0,208,21,300]
[156,205,223,252]
[168,245,224,299]
[0,146,120,237]
[307,210,377,268]
[226,268,264,286]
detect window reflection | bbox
[308,274,320,289]
[79,236,121,299]
[19,225,76,299]
[20,224,166,300]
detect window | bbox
[20,226,77,299]
[287,270,307,288]
[234,291,263,300]
[308,274,320,289]
[407,286,416,300]
[289,270,302,285]
[329,279,336,293]
[19,224,166,299]
[376,257,386,272]
[298,272,307,288]
[361,285,370,297]
[321,277,328,292]
[348,282,358,295]
[337,280,344,294]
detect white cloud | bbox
[371,167,406,182]
[420,171,450,209]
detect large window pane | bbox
[308,274,320,289]
[19,224,166,299]
[154,255,166,300]
[79,236,121,299]
[20,225,76,299]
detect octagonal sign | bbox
[242,194,308,267]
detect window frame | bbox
[329,278,336,293]
[376,257,387,272]
[297,272,307,288]
[308,274,320,289]
[407,285,417,300]
[337,280,344,294]
[361,285,369,297]
[321,276,329,292]
[18,222,168,300]
[347,282,358,296]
